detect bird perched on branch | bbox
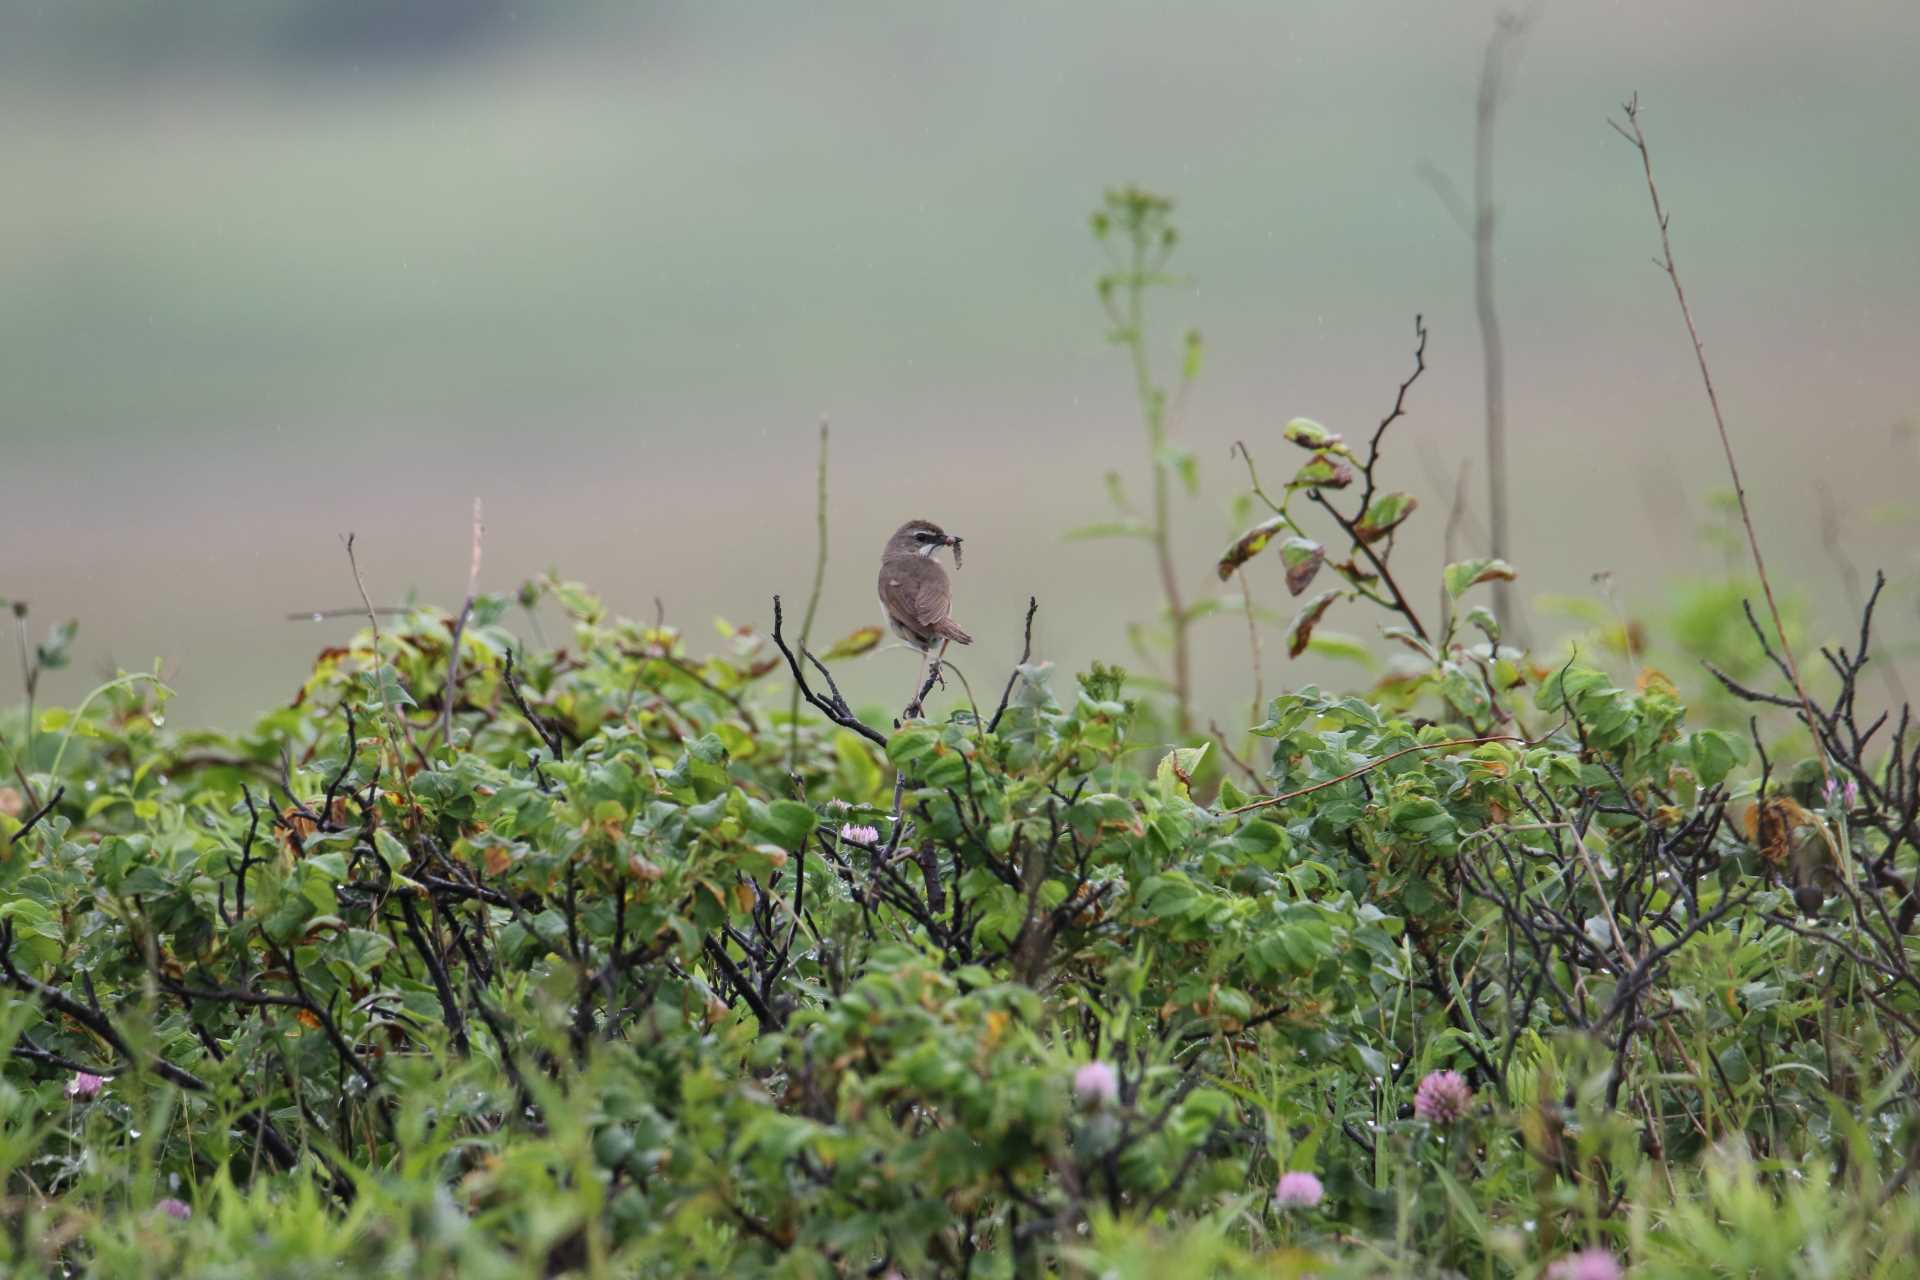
[878,519,971,716]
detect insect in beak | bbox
[947,536,963,568]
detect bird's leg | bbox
[901,649,933,723]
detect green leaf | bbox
[750,799,818,850]
[1279,537,1325,596]
[368,665,417,710]
[1155,444,1199,496]
[1304,631,1374,666]
[887,726,941,769]
[1155,743,1209,796]
[1286,451,1354,491]
[327,928,394,981]
[1216,517,1290,581]
[1281,418,1346,453]
[373,828,410,874]
[1286,591,1340,658]
[833,729,885,803]
[1354,492,1417,541]
[1690,729,1746,787]
[1064,520,1157,541]
[820,626,884,660]
[1443,558,1518,598]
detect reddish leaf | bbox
[1286,590,1340,658]
[1279,537,1325,596]
[1216,516,1290,581]
[1287,452,1354,491]
[1354,492,1418,541]
[1282,418,1348,453]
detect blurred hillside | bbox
[1,0,1915,728]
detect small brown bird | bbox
[877,519,972,654]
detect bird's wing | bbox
[881,556,953,629]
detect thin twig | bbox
[988,597,1040,735]
[502,651,566,759]
[1611,95,1828,784]
[790,417,830,768]
[1474,13,1531,636]
[1237,566,1265,718]
[1222,732,1532,815]
[441,498,485,745]
[7,785,64,848]
[771,596,887,748]
[343,533,421,786]
[286,606,414,621]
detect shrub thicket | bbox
[4,195,1919,1280]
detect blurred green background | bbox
[3,0,1916,729]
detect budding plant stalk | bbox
[1088,188,1202,737]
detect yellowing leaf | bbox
[1217,517,1291,581]
[1354,492,1418,541]
[820,626,884,660]
[1287,452,1354,491]
[1443,558,1518,598]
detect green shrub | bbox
[4,201,1919,1280]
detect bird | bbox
[877,519,971,715]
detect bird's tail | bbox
[937,618,973,645]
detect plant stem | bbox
[791,418,829,768]
[1613,96,1829,786]
[1474,15,1528,639]
[1123,237,1192,736]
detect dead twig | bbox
[1611,95,1828,784]
[987,597,1040,735]
[441,498,485,745]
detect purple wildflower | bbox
[1272,1170,1324,1208]
[1545,1248,1623,1280]
[66,1071,105,1101]
[156,1198,192,1221]
[1414,1069,1473,1124]
[1073,1060,1120,1107]
[839,823,880,844]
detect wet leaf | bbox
[1286,590,1340,658]
[820,626,884,660]
[1155,743,1210,796]
[1216,517,1290,580]
[1279,537,1325,595]
[1287,452,1354,491]
[1282,418,1347,453]
[1443,559,1517,598]
[1354,492,1417,541]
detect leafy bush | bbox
[5,197,1920,1280]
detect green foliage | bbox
[5,217,1919,1280]
[2,556,1916,1278]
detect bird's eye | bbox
[916,532,936,542]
